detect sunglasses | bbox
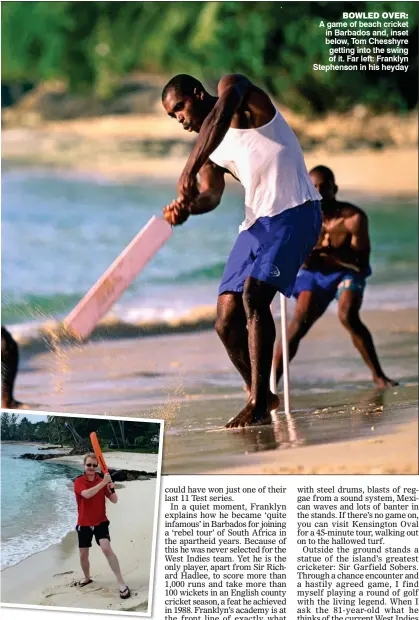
[86,463,98,468]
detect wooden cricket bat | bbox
[90,431,114,493]
[63,216,172,340]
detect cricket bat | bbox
[63,216,172,340]
[90,431,115,493]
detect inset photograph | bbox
[1,410,163,614]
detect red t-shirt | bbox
[74,473,112,526]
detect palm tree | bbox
[18,416,32,441]
[46,415,70,446]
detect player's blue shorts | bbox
[218,201,322,297]
[292,268,371,303]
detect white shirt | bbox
[209,109,321,231]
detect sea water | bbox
[1,443,82,569]
[2,169,417,337]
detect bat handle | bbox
[108,477,115,494]
[104,471,115,493]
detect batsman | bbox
[73,443,130,599]
[162,73,321,427]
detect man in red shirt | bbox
[73,452,130,599]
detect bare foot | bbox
[244,386,279,411]
[226,401,273,428]
[374,376,399,388]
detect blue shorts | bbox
[293,268,370,304]
[218,201,322,297]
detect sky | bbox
[13,413,48,423]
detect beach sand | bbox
[208,419,418,475]
[3,88,417,479]
[48,451,160,472]
[2,107,418,195]
[1,452,160,613]
[13,307,418,475]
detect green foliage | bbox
[1,412,19,440]
[1,2,73,81]
[1,1,418,111]
[0,413,160,453]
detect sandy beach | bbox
[3,81,417,477]
[2,81,418,196]
[10,306,418,475]
[48,450,160,472]
[1,451,160,613]
[3,114,418,195]
[208,418,418,475]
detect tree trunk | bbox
[108,420,120,448]
[118,420,125,449]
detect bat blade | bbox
[63,216,172,340]
[90,432,109,474]
[90,431,115,493]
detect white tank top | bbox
[209,109,321,231]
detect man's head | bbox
[309,165,337,201]
[83,453,98,477]
[162,74,213,133]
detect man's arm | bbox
[106,484,118,503]
[304,211,370,273]
[318,211,370,272]
[177,74,252,200]
[190,160,226,214]
[346,211,371,272]
[164,161,225,225]
[79,475,111,499]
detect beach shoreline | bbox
[2,104,418,195]
[7,307,417,475]
[9,304,419,357]
[0,443,159,471]
[0,441,71,447]
[2,116,417,477]
[47,450,160,472]
[3,146,418,198]
[208,418,418,475]
[1,451,160,612]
